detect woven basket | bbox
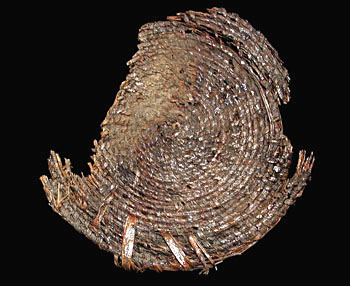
[40,7,314,274]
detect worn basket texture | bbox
[41,7,314,274]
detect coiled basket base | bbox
[41,7,314,274]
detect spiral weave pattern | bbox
[41,8,314,273]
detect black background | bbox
[9,1,338,284]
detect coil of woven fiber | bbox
[40,7,314,274]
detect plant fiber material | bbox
[41,7,314,274]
